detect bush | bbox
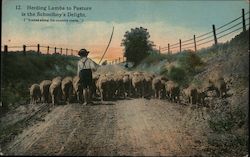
[168,66,186,84]
[141,51,167,65]
[178,50,203,74]
[159,66,168,76]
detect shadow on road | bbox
[89,102,115,106]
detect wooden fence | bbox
[2,44,79,56]
[110,9,249,64]
[159,8,249,54]
[109,57,126,65]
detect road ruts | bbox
[3,99,208,156]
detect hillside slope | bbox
[134,30,249,156]
[1,52,79,112]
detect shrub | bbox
[141,51,167,65]
[168,66,186,84]
[178,50,203,75]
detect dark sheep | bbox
[39,80,52,103]
[61,76,73,103]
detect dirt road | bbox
[2,98,210,156]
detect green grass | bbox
[1,51,79,113]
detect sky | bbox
[2,0,249,62]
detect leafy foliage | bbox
[121,27,154,65]
[178,50,203,74]
[141,51,167,65]
[167,66,186,84]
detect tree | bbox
[121,27,154,65]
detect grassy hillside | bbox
[134,30,249,156]
[1,51,79,112]
[135,30,248,86]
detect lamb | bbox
[49,76,62,106]
[152,76,165,99]
[143,74,154,98]
[182,85,198,105]
[122,73,132,98]
[39,80,52,103]
[131,72,145,98]
[113,74,124,98]
[197,87,207,106]
[92,73,100,98]
[73,76,83,102]
[213,77,227,98]
[61,76,73,103]
[165,80,180,102]
[30,84,41,104]
[96,75,115,101]
[52,76,62,82]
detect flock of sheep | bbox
[29,71,227,106]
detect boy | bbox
[77,49,100,105]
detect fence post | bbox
[23,45,26,55]
[37,44,40,54]
[47,46,49,54]
[159,46,161,54]
[4,45,8,53]
[54,47,56,54]
[71,49,73,56]
[66,48,68,56]
[194,35,197,52]
[179,39,181,52]
[168,43,170,54]
[212,25,217,45]
[242,9,246,32]
[60,48,62,55]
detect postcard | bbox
[0,0,249,156]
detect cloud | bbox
[2,19,213,59]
